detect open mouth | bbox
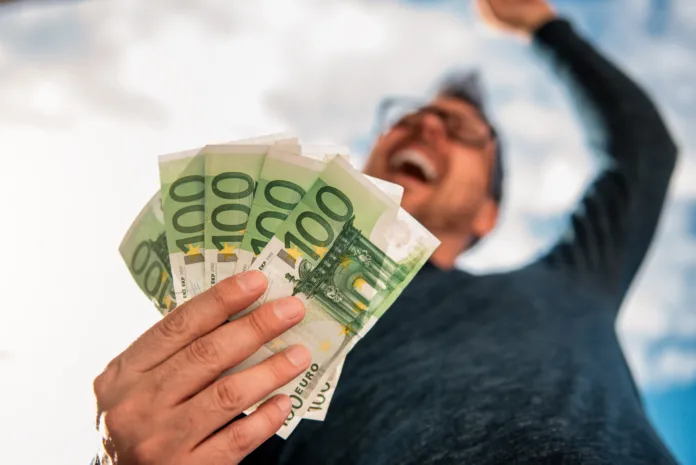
[389,148,439,184]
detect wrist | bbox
[521,10,558,37]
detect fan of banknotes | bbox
[119,133,440,438]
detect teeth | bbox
[389,149,438,182]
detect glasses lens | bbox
[379,99,492,149]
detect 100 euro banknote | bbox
[203,144,273,290]
[233,142,355,275]
[159,148,207,304]
[235,146,327,275]
[119,191,177,315]
[233,146,405,424]
[234,145,344,424]
[229,155,439,436]
[203,135,298,290]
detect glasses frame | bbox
[378,97,496,150]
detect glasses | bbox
[377,97,496,150]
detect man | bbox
[93,0,679,464]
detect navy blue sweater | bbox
[242,18,680,465]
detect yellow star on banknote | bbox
[286,245,303,260]
[339,325,354,336]
[318,339,333,353]
[353,301,368,313]
[161,271,168,284]
[268,338,284,351]
[186,243,202,255]
[314,245,329,258]
[163,295,173,310]
[354,276,368,291]
[339,258,353,270]
[220,243,237,255]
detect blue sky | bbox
[0,0,694,464]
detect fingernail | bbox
[274,298,303,321]
[236,271,267,292]
[275,395,291,415]
[285,345,310,367]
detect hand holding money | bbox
[116,133,439,445]
[93,271,311,465]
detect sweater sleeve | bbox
[532,19,678,299]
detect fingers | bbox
[120,271,268,372]
[150,297,306,404]
[181,346,311,448]
[192,395,292,464]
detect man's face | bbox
[364,96,498,240]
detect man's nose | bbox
[417,112,447,144]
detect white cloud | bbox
[653,349,696,387]
[617,195,696,388]
[262,0,482,142]
[458,214,547,272]
[540,156,587,211]
[618,297,671,340]
[497,101,577,143]
[673,156,696,198]
[30,79,65,116]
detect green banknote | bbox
[235,146,326,275]
[119,191,177,315]
[236,143,404,275]
[304,362,343,421]
[159,148,208,304]
[229,155,439,436]
[203,144,278,289]
[234,146,404,426]
[233,144,343,428]
[299,170,404,425]
[232,143,356,275]
[275,166,411,435]
[201,136,299,290]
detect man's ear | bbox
[472,198,499,239]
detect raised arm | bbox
[479,0,678,301]
[531,17,678,298]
